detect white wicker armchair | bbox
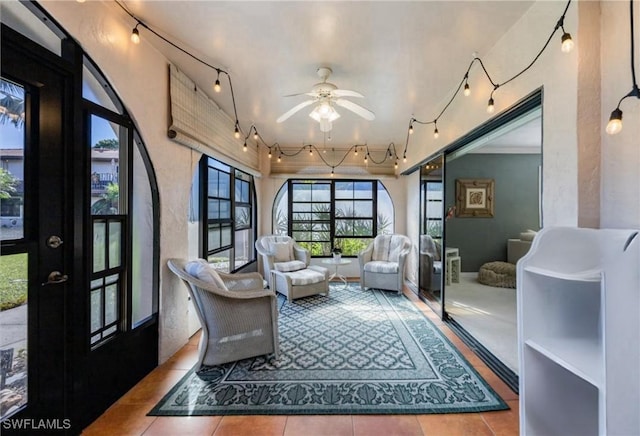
[358,234,412,293]
[167,259,279,372]
[255,235,329,301]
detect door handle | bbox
[42,271,69,287]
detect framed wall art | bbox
[455,179,495,218]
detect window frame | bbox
[200,156,257,272]
[287,179,382,257]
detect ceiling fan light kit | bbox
[277,67,375,132]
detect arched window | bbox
[272,179,394,256]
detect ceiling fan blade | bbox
[283,92,316,98]
[335,99,375,120]
[276,100,315,123]
[332,89,364,98]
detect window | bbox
[421,180,443,241]
[85,53,159,344]
[201,156,256,272]
[275,179,394,257]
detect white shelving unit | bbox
[518,227,640,436]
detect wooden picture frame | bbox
[455,179,494,218]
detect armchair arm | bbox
[218,271,265,292]
[358,243,374,265]
[292,243,310,266]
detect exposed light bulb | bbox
[234,125,240,139]
[433,127,439,139]
[214,79,221,93]
[131,27,140,44]
[354,148,358,156]
[464,83,471,97]
[277,154,282,162]
[330,168,334,177]
[309,147,313,155]
[408,124,414,135]
[364,154,368,163]
[561,32,574,53]
[394,160,398,169]
[243,141,247,152]
[403,155,407,163]
[487,97,495,114]
[253,130,258,140]
[606,108,623,135]
[268,149,272,158]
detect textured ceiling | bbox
[119,1,535,151]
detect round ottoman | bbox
[478,261,516,288]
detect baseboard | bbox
[445,317,519,394]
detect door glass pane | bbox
[90,115,122,215]
[93,221,106,273]
[0,253,28,419]
[104,284,118,325]
[108,221,121,268]
[0,78,25,241]
[90,289,102,333]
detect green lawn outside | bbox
[0,252,28,311]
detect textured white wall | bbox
[401,1,580,230]
[600,1,640,229]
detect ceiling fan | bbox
[276,67,375,132]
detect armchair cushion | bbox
[185,259,228,291]
[270,241,294,262]
[274,260,306,273]
[364,260,399,274]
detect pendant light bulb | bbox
[433,127,439,139]
[243,141,247,152]
[354,148,358,156]
[234,124,240,139]
[408,124,414,135]
[561,32,574,53]
[606,108,623,135]
[253,129,258,141]
[330,167,334,177]
[487,97,495,114]
[309,147,313,155]
[364,154,368,163]
[277,154,282,163]
[131,25,141,44]
[268,149,272,158]
[394,160,398,169]
[403,155,407,163]
[463,82,471,97]
[214,79,221,93]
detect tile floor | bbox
[82,288,519,435]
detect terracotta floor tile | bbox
[82,402,156,435]
[284,415,353,436]
[474,367,518,402]
[118,368,188,405]
[142,416,221,436]
[161,344,199,370]
[213,415,287,436]
[417,413,494,436]
[352,415,423,436]
[481,399,520,436]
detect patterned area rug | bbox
[149,284,508,415]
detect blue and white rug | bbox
[149,284,508,415]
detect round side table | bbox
[321,258,352,289]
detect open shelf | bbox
[523,266,601,282]
[525,339,602,387]
[518,227,640,435]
